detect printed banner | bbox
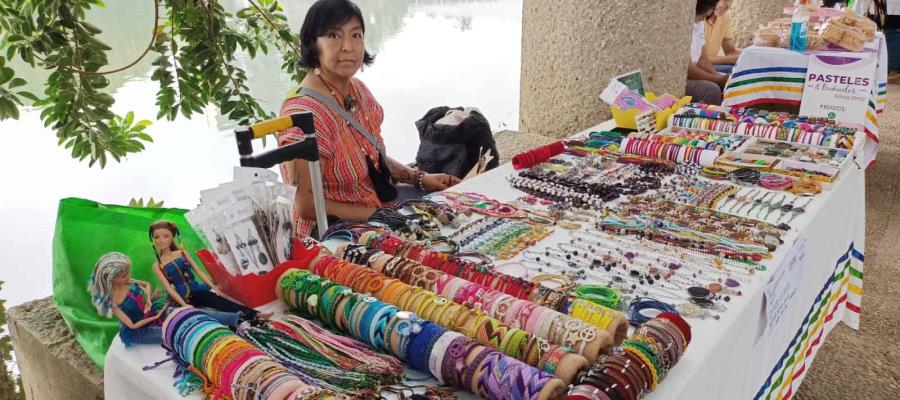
[799,54,876,125]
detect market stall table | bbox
[722,38,887,167]
[105,119,867,400]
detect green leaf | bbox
[81,21,103,34]
[123,111,134,127]
[8,78,26,89]
[0,67,13,85]
[0,98,18,120]
[18,91,39,102]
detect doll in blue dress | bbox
[148,220,272,321]
[88,252,239,347]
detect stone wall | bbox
[8,297,103,400]
[730,0,787,47]
[519,0,694,138]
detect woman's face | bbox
[315,17,365,79]
[715,0,732,17]
[152,228,174,250]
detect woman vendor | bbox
[278,0,461,237]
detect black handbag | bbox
[299,87,397,203]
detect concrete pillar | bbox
[519,0,694,138]
[730,0,787,47]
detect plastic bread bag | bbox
[821,20,866,51]
[836,8,876,42]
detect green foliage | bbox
[128,197,165,208]
[0,0,303,168]
[0,282,25,400]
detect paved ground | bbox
[794,80,900,400]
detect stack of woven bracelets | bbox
[357,231,629,342]
[277,268,567,400]
[618,138,718,166]
[627,132,731,154]
[512,140,566,170]
[291,245,592,384]
[237,314,405,396]
[335,243,621,362]
[161,307,321,400]
[670,105,856,149]
[566,313,692,400]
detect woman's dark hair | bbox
[298,0,375,69]
[696,0,719,16]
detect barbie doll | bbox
[88,252,239,346]
[149,220,272,320]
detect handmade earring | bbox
[246,229,268,265]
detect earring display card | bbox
[189,167,298,277]
[186,207,240,276]
[233,166,278,182]
[222,200,274,275]
[274,196,294,265]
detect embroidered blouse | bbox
[277,78,387,236]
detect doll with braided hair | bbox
[89,252,241,347]
[149,220,272,320]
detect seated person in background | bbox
[705,0,742,75]
[686,0,729,105]
[278,0,459,238]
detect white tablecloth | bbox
[106,121,866,400]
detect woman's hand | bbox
[421,173,461,192]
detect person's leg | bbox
[189,290,259,318]
[199,309,240,328]
[126,326,163,346]
[714,64,734,75]
[685,79,724,105]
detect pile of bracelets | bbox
[619,138,718,166]
[357,231,628,340]
[161,307,315,399]
[512,140,566,170]
[575,285,622,309]
[599,205,782,262]
[728,167,762,186]
[566,313,692,400]
[699,166,729,180]
[627,131,731,154]
[284,246,588,375]
[238,315,404,396]
[277,268,561,399]
[428,192,529,219]
[451,216,552,259]
[670,103,857,149]
[661,175,738,209]
[360,231,541,299]
[758,173,794,191]
[331,243,614,362]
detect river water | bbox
[0,0,521,307]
